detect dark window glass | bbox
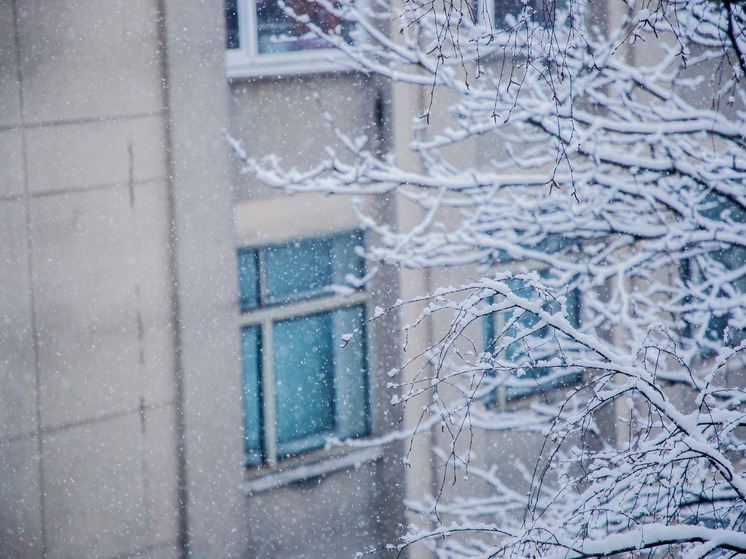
[682,194,746,350]
[264,238,334,304]
[490,0,555,29]
[225,0,240,49]
[256,0,349,54]
[273,312,337,457]
[237,249,259,312]
[243,232,364,307]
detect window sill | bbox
[225,48,355,79]
[241,445,383,494]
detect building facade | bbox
[0,1,407,557]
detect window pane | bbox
[331,305,369,439]
[683,193,746,348]
[493,0,528,24]
[330,230,365,285]
[491,0,555,29]
[225,0,240,49]
[241,326,264,466]
[273,312,336,457]
[237,249,259,312]
[502,277,543,370]
[263,232,364,305]
[264,238,332,304]
[256,0,347,55]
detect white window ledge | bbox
[226,46,353,79]
[242,445,384,494]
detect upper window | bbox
[225,0,351,77]
[237,231,370,468]
[477,0,556,29]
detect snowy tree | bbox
[232,0,746,557]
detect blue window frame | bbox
[237,231,370,467]
[483,269,581,402]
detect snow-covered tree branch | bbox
[233,0,746,557]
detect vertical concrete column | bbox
[5,0,182,556]
[391,75,437,559]
[159,1,247,555]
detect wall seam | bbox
[12,0,48,555]
[154,0,190,556]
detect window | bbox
[477,0,557,30]
[237,231,370,468]
[483,274,581,402]
[482,245,581,403]
[681,193,746,353]
[225,0,351,77]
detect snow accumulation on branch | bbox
[238,0,746,557]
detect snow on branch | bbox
[236,0,746,557]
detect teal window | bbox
[483,270,581,401]
[681,194,746,352]
[237,231,369,467]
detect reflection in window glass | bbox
[483,0,555,29]
[225,0,240,49]
[263,233,364,305]
[273,312,336,457]
[264,238,333,304]
[237,249,259,312]
[256,0,348,54]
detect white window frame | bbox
[226,0,351,78]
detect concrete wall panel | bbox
[142,545,182,559]
[143,405,181,548]
[25,115,166,195]
[133,181,177,407]
[17,0,162,124]
[228,74,377,201]
[31,188,141,428]
[0,130,25,199]
[0,200,36,440]
[0,436,43,559]
[245,464,383,559]
[42,414,149,558]
[0,2,21,128]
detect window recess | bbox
[237,231,371,469]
